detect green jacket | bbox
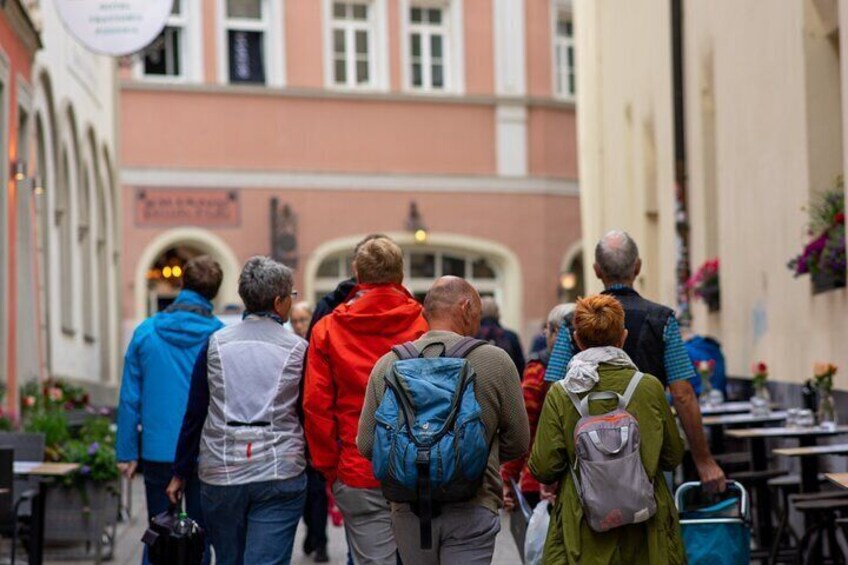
[528,364,686,565]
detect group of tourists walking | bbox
[116,230,725,565]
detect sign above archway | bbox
[54,0,173,56]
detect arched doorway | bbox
[134,228,241,321]
[559,242,585,303]
[144,244,208,315]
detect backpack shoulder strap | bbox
[391,342,421,360]
[559,381,589,418]
[445,337,487,359]
[622,371,645,407]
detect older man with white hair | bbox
[545,230,726,493]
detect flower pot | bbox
[699,286,721,312]
[43,480,119,561]
[812,271,847,294]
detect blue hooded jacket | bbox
[685,335,728,396]
[116,290,224,463]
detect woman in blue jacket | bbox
[116,255,224,564]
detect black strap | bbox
[391,342,421,360]
[416,448,433,550]
[445,337,486,359]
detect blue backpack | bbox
[372,337,490,549]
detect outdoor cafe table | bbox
[773,443,848,493]
[14,462,80,565]
[699,401,780,416]
[827,472,848,489]
[725,426,848,549]
[701,411,788,454]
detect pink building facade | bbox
[120,0,581,343]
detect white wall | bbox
[28,1,121,393]
[574,0,678,305]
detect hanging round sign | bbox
[53,0,174,56]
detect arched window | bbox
[57,147,74,333]
[558,242,585,303]
[314,246,503,305]
[79,164,94,340]
[96,160,110,378]
[34,115,50,377]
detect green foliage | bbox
[60,433,119,485]
[808,179,845,234]
[18,380,117,485]
[24,408,70,457]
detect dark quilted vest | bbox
[566,287,673,387]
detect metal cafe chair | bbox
[0,447,38,563]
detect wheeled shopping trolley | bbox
[675,480,751,565]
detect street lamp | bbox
[12,160,26,181]
[405,201,428,244]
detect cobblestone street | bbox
[74,478,522,565]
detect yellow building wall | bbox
[574,0,679,306]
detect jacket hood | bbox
[152,290,223,347]
[332,284,424,336]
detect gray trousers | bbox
[391,503,501,565]
[333,482,397,565]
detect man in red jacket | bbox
[304,236,428,565]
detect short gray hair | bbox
[595,230,640,283]
[547,303,576,331]
[480,296,500,321]
[238,256,294,313]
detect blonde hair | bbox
[573,295,626,349]
[354,237,404,284]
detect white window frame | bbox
[217,0,285,87]
[400,0,464,95]
[552,1,575,101]
[134,0,204,83]
[323,0,389,91]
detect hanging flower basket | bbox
[788,177,846,294]
[687,258,720,312]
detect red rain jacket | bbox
[304,283,428,488]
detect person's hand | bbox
[540,482,559,504]
[502,483,516,512]
[166,476,186,505]
[697,457,726,493]
[117,461,137,479]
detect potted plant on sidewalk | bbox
[21,380,119,562]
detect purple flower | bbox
[87,442,100,456]
[99,407,111,417]
[80,465,91,476]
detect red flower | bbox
[835,212,845,225]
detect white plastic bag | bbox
[524,500,550,565]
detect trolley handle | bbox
[674,480,749,519]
